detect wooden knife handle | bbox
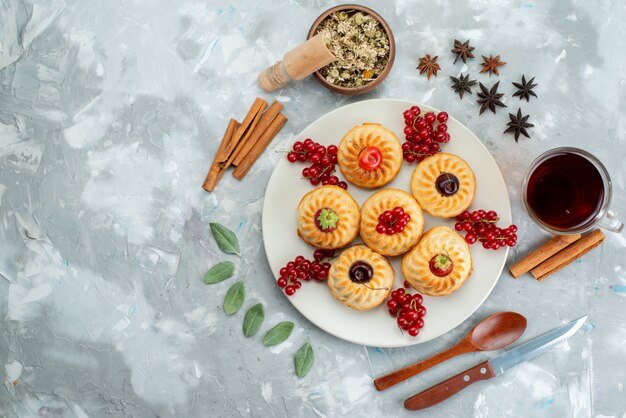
[374,341,471,391]
[404,361,496,411]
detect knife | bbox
[404,315,588,411]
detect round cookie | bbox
[327,245,394,310]
[359,189,424,256]
[410,152,476,218]
[402,226,473,297]
[297,185,360,249]
[337,123,403,189]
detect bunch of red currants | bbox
[454,210,518,249]
[276,249,336,296]
[402,106,450,163]
[386,282,427,337]
[287,139,347,189]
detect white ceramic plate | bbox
[262,99,510,347]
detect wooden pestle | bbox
[258,33,335,92]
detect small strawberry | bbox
[314,208,339,232]
[429,253,453,276]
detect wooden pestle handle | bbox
[258,33,334,92]
[374,339,474,391]
[404,361,495,411]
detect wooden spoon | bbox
[374,311,527,391]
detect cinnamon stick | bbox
[530,229,605,281]
[220,97,267,167]
[509,234,582,278]
[202,119,239,192]
[232,100,283,166]
[232,113,287,180]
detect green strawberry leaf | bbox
[317,208,339,230]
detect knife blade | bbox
[404,315,588,411]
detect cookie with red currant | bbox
[297,185,360,249]
[337,123,403,189]
[327,245,394,310]
[410,152,476,218]
[359,189,425,256]
[402,226,473,297]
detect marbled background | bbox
[1,0,625,417]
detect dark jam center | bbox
[349,261,374,283]
[435,173,460,196]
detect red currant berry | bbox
[437,123,448,133]
[277,278,287,288]
[337,181,348,189]
[310,153,321,164]
[437,112,449,123]
[387,299,398,309]
[417,305,427,317]
[410,106,421,115]
[287,152,298,163]
[486,211,498,221]
[412,293,423,304]
[465,233,477,244]
[509,225,518,233]
[285,285,296,296]
[408,326,420,336]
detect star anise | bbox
[417,54,441,80]
[504,108,534,142]
[450,74,477,99]
[512,75,538,101]
[451,39,475,64]
[479,55,506,76]
[477,81,506,114]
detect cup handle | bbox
[599,210,624,233]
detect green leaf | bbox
[294,339,314,378]
[223,281,245,315]
[317,208,339,230]
[262,321,294,346]
[210,222,240,255]
[203,261,235,284]
[242,303,265,337]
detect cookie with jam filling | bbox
[327,245,394,310]
[410,153,476,218]
[297,185,360,249]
